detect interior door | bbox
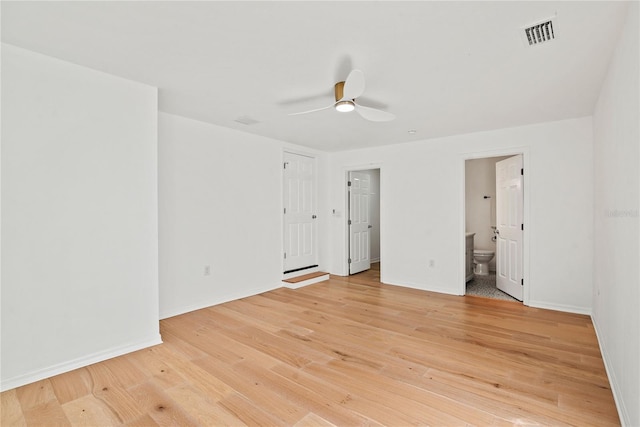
[495,154,523,301]
[283,152,317,273]
[349,171,371,275]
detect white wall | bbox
[1,45,161,391]
[158,112,328,319]
[592,3,639,425]
[329,117,594,314]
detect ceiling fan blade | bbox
[340,69,365,101]
[354,104,395,122]
[288,104,333,116]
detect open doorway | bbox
[347,168,380,275]
[464,154,525,302]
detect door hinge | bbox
[348,219,352,225]
[347,181,352,187]
[521,278,524,286]
[521,223,524,231]
[348,258,352,264]
[284,162,288,169]
[284,252,287,259]
[521,168,524,176]
[284,207,286,214]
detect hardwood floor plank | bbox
[193,356,308,425]
[234,361,376,426]
[16,379,57,411]
[1,264,620,426]
[1,389,27,427]
[49,368,93,405]
[133,345,235,401]
[127,346,189,390]
[61,394,122,426]
[127,381,199,427]
[124,414,160,427]
[293,412,338,427]
[22,400,71,427]
[218,392,286,426]
[269,362,386,426]
[85,364,146,423]
[100,355,149,389]
[164,383,248,426]
[302,361,470,426]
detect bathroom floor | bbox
[466,272,518,302]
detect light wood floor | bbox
[2,264,619,426]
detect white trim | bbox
[382,278,458,296]
[0,335,163,392]
[160,283,281,320]
[527,300,591,316]
[460,148,531,304]
[592,316,629,426]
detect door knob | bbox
[368,225,373,229]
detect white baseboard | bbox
[527,300,591,315]
[381,277,458,296]
[159,283,281,320]
[0,334,163,392]
[592,317,629,426]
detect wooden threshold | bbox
[282,271,328,284]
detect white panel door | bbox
[349,171,371,275]
[283,152,317,273]
[496,155,523,301]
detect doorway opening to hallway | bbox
[347,168,381,276]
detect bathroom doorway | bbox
[464,154,524,302]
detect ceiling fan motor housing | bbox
[334,81,347,102]
[334,81,355,112]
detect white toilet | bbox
[473,250,495,276]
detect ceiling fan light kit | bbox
[290,69,395,122]
[335,100,355,113]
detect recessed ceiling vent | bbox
[524,19,555,46]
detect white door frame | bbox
[460,148,530,305]
[343,164,383,277]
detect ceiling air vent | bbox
[524,19,555,46]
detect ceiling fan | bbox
[289,70,395,122]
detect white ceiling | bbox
[1,1,630,151]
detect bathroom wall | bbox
[465,156,510,271]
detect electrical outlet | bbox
[204,265,211,276]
